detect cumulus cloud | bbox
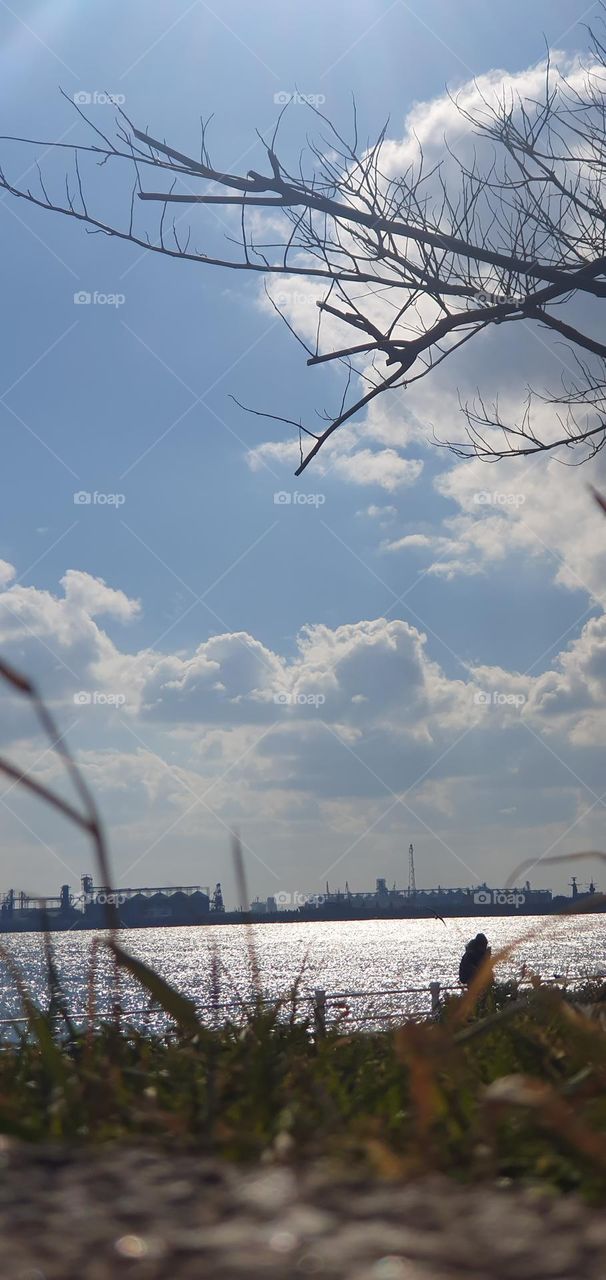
[142,632,286,723]
[1,557,606,894]
[433,451,606,597]
[0,568,144,729]
[60,570,140,622]
[3,562,605,773]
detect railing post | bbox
[429,981,441,1015]
[313,988,326,1037]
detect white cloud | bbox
[247,434,423,493]
[1,560,606,895]
[60,570,140,622]
[357,505,397,520]
[247,438,301,472]
[382,533,434,552]
[0,569,145,729]
[142,632,286,722]
[331,449,422,492]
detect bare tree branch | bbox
[3,23,606,472]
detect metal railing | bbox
[308,973,606,1033]
[0,972,603,1040]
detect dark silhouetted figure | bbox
[458,933,490,986]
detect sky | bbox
[0,0,605,906]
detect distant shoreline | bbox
[0,896,601,934]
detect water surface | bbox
[1,913,603,1029]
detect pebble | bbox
[0,1144,602,1278]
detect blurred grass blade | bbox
[0,942,69,1089]
[0,654,119,930]
[109,941,202,1035]
[20,994,71,1090]
[232,833,261,995]
[590,484,606,516]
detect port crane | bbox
[569,876,596,899]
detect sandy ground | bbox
[1,1144,605,1279]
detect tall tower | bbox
[408,843,416,897]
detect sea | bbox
[0,913,604,1032]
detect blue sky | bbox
[0,0,605,904]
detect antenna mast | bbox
[408,843,416,897]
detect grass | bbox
[2,936,606,1202]
[2,656,606,1199]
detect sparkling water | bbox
[0,913,603,1031]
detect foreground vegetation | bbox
[3,652,606,1197]
[3,937,606,1202]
